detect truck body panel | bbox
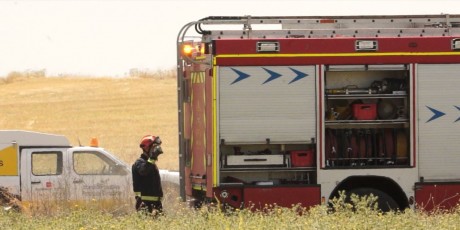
[415,182,460,211]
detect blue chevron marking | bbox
[455,106,460,122]
[230,68,251,84]
[426,106,445,123]
[288,68,308,84]
[262,68,282,84]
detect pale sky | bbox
[1,0,459,77]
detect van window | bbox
[32,152,63,176]
[73,151,127,175]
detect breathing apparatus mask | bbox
[148,136,163,160]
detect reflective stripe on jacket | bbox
[141,195,162,201]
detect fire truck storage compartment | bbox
[324,65,410,168]
[244,185,321,210]
[218,66,316,144]
[214,184,321,210]
[217,65,318,186]
[220,143,317,185]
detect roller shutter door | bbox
[218,66,316,144]
[418,64,460,180]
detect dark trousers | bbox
[137,199,163,217]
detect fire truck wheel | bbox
[348,187,399,212]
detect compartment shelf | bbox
[325,119,409,129]
[326,93,407,99]
[219,143,318,185]
[221,167,316,172]
[323,66,411,169]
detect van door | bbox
[67,147,131,202]
[20,148,69,202]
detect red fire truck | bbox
[176,14,460,212]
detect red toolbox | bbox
[290,150,315,167]
[352,104,377,120]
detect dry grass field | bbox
[0,73,178,170]
[3,74,460,229]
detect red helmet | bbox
[139,135,155,152]
[139,135,162,152]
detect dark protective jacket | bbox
[132,153,163,201]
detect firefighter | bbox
[132,134,164,216]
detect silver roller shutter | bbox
[218,66,316,144]
[418,64,460,180]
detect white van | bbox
[0,130,132,207]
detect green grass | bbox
[2,193,460,229]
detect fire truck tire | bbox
[348,187,399,212]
